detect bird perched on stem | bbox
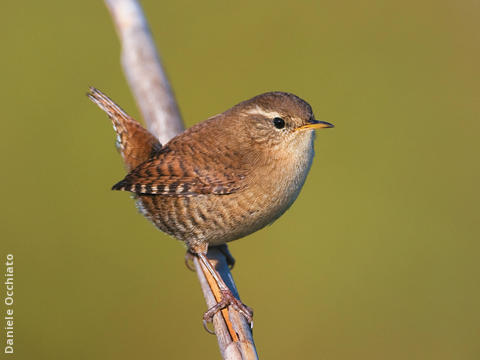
[87,87,333,325]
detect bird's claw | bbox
[202,289,253,334]
[202,319,216,334]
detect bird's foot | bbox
[202,289,253,332]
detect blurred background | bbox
[1,0,479,359]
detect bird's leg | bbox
[186,244,233,272]
[196,252,253,325]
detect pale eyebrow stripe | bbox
[245,106,283,119]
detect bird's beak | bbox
[297,120,334,131]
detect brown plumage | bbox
[88,87,333,324]
[87,89,161,170]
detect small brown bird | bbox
[87,88,333,324]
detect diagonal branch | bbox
[105,0,184,144]
[102,1,258,359]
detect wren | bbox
[87,87,333,325]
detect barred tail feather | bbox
[87,87,162,171]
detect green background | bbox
[1,0,479,359]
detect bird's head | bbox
[229,92,333,152]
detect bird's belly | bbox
[136,180,309,249]
[135,186,299,248]
[135,193,270,246]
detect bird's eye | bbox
[273,117,285,129]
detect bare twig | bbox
[102,1,258,358]
[105,0,183,144]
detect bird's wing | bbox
[87,87,162,171]
[111,147,247,196]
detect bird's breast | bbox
[238,131,316,232]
